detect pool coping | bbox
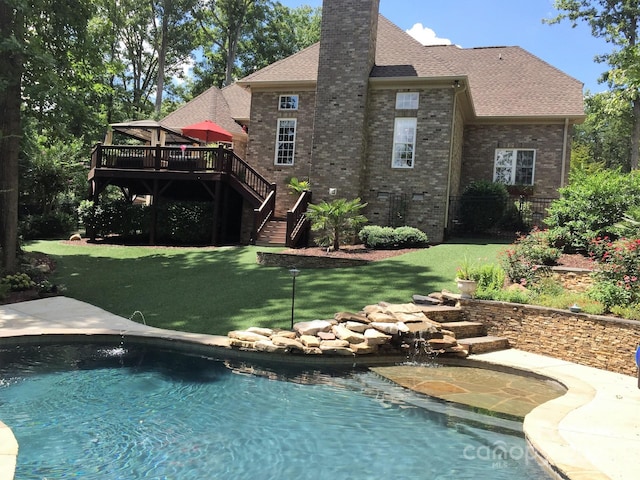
[1,297,639,480]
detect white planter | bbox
[456,278,477,299]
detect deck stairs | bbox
[414,299,510,355]
[255,219,287,247]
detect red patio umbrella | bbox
[181,120,233,143]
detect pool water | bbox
[0,343,551,479]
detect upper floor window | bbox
[395,92,419,110]
[279,95,299,110]
[275,118,296,165]
[493,148,536,185]
[391,117,417,168]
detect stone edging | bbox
[256,251,370,268]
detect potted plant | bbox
[455,257,481,298]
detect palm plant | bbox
[305,198,368,251]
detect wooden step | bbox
[457,336,510,355]
[256,220,287,246]
[442,321,486,339]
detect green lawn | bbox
[25,240,509,335]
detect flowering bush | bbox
[589,236,640,310]
[499,228,559,286]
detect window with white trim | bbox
[275,119,296,165]
[392,117,417,168]
[493,148,536,185]
[279,95,299,110]
[395,92,419,110]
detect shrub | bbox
[19,212,76,240]
[474,264,506,293]
[358,225,428,249]
[156,202,214,244]
[459,181,509,233]
[545,169,640,252]
[393,226,428,247]
[499,229,558,286]
[588,236,640,310]
[1,273,35,291]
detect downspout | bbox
[560,117,569,187]
[444,81,466,231]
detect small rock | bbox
[370,322,409,335]
[319,339,350,348]
[344,321,368,333]
[427,335,458,349]
[364,328,392,345]
[274,330,297,339]
[69,233,82,241]
[35,263,51,274]
[332,325,366,344]
[412,294,442,305]
[317,331,336,340]
[319,345,354,356]
[299,335,321,348]
[303,346,322,355]
[393,311,429,324]
[350,343,377,355]
[229,338,256,349]
[406,321,441,335]
[228,330,269,342]
[367,312,396,323]
[247,327,274,337]
[334,311,370,323]
[271,335,305,350]
[254,339,287,353]
[362,304,384,315]
[293,320,332,336]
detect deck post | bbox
[212,183,222,245]
[149,179,158,245]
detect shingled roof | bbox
[239,15,584,120]
[162,83,250,135]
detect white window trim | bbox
[278,94,299,111]
[493,148,536,185]
[395,92,419,110]
[391,117,417,169]
[274,118,297,166]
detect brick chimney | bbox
[310,0,380,201]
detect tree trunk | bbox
[0,2,24,272]
[154,0,169,116]
[631,97,640,170]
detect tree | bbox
[189,2,320,94]
[306,198,368,251]
[547,1,640,169]
[572,91,633,171]
[0,0,91,271]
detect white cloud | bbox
[406,23,452,46]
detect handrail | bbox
[286,190,312,248]
[251,188,277,244]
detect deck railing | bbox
[286,190,312,248]
[252,189,277,244]
[91,142,275,203]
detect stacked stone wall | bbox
[460,298,639,376]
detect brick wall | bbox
[460,298,640,376]
[246,89,316,215]
[364,87,454,242]
[461,123,568,198]
[310,0,380,205]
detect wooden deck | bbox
[88,143,277,245]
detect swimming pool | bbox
[0,342,551,479]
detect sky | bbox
[280,0,613,94]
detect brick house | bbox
[161,0,584,244]
[238,0,584,243]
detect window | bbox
[493,149,536,185]
[279,95,299,110]
[392,118,417,168]
[395,92,419,110]
[275,119,296,165]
